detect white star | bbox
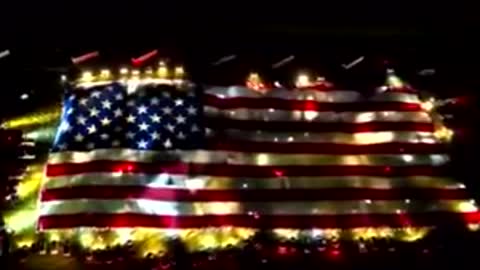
[126,114,136,123]
[176,131,186,139]
[57,143,68,150]
[191,124,200,132]
[166,123,175,132]
[151,131,160,140]
[175,115,186,124]
[186,106,197,115]
[138,122,149,131]
[137,140,148,149]
[126,131,135,139]
[150,97,160,105]
[138,105,148,114]
[66,107,74,115]
[89,107,100,117]
[86,142,95,149]
[100,133,110,140]
[174,99,184,106]
[87,124,97,134]
[114,108,123,117]
[162,106,172,115]
[91,91,101,98]
[112,140,121,147]
[101,100,112,109]
[150,114,161,123]
[100,117,111,126]
[127,100,135,107]
[115,93,124,100]
[76,115,87,125]
[74,133,84,142]
[79,98,88,106]
[163,139,172,148]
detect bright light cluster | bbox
[78,63,185,83]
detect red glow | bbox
[131,50,159,67]
[273,170,284,177]
[328,249,341,259]
[277,246,288,255]
[71,51,99,64]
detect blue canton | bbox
[52,83,204,152]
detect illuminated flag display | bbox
[38,83,480,230]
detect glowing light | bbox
[24,126,57,143]
[273,229,300,240]
[402,154,414,162]
[100,69,111,78]
[17,165,43,199]
[81,71,94,82]
[20,93,29,100]
[2,105,61,130]
[456,201,478,212]
[120,68,129,75]
[421,98,435,111]
[386,69,404,88]
[434,126,454,142]
[246,72,265,91]
[132,70,140,76]
[174,66,185,78]
[4,200,39,233]
[256,153,269,165]
[303,111,318,121]
[399,227,429,242]
[157,66,168,78]
[354,132,394,144]
[468,224,480,231]
[295,73,311,87]
[60,74,67,82]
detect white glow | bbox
[20,93,29,100]
[304,111,318,121]
[365,199,372,204]
[287,136,294,142]
[256,154,269,165]
[296,73,311,87]
[355,112,375,123]
[185,177,206,190]
[402,154,414,162]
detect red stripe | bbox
[204,94,422,111]
[40,187,470,202]
[205,118,434,133]
[38,212,480,229]
[206,140,446,154]
[45,161,446,177]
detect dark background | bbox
[0,1,479,196]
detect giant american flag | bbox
[38,81,480,230]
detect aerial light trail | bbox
[71,51,99,64]
[272,55,295,69]
[131,49,158,66]
[1,105,61,130]
[342,56,365,70]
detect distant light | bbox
[100,69,111,77]
[157,66,168,78]
[81,71,94,81]
[120,68,129,75]
[0,49,10,59]
[20,93,29,100]
[295,73,311,87]
[174,66,185,77]
[60,75,67,82]
[159,61,166,66]
[132,70,140,76]
[274,81,282,88]
[145,68,153,75]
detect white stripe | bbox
[47,149,448,166]
[205,108,432,123]
[208,130,438,144]
[205,86,420,103]
[39,199,472,216]
[43,173,465,190]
